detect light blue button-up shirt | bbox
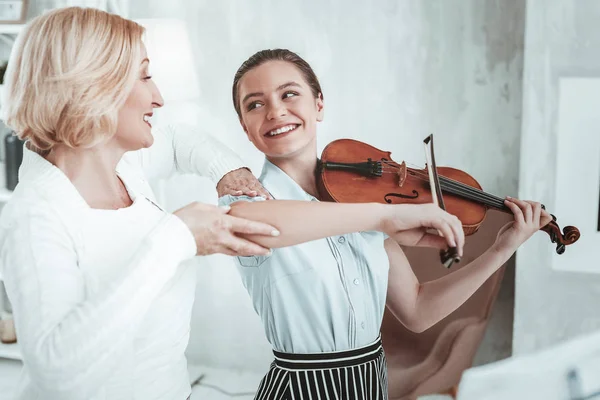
[219,159,390,354]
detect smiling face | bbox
[112,44,164,151]
[236,60,324,160]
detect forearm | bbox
[413,244,513,331]
[170,125,246,183]
[5,215,195,399]
[134,124,246,183]
[229,200,387,248]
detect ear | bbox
[316,93,324,122]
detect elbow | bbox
[399,313,431,333]
[388,285,432,333]
[389,300,433,333]
[27,365,90,400]
[404,319,432,333]
[26,369,86,400]
[387,309,430,333]
[22,343,91,400]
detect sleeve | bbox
[360,230,389,241]
[127,123,248,184]
[218,194,272,268]
[0,202,196,400]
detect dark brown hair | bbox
[232,49,323,118]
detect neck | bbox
[45,140,131,208]
[267,145,320,198]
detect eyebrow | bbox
[141,58,150,65]
[242,81,302,104]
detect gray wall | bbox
[126,0,526,372]
[515,0,600,354]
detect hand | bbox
[380,203,465,256]
[216,168,273,199]
[173,202,280,256]
[494,196,553,253]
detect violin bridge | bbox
[397,161,407,187]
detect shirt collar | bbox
[18,142,132,209]
[258,158,319,202]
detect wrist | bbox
[490,241,516,261]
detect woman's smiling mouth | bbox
[264,124,300,137]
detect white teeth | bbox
[268,124,297,136]
[143,115,151,123]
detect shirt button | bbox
[361,322,366,329]
[353,278,360,285]
[338,236,346,244]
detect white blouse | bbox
[0,124,246,400]
[219,159,390,355]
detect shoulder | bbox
[0,185,76,264]
[0,184,69,230]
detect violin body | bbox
[316,138,580,255]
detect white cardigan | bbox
[0,124,246,400]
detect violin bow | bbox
[423,134,461,268]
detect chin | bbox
[134,131,155,149]
[140,134,154,148]
[121,136,154,152]
[265,147,303,159]
[263,140,313,159]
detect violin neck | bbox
[439,177,511,212]
[320,160,383,177]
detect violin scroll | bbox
[539,204,581,254]
[541,221,581,255]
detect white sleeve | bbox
[128,123,248,184]
[0,201,196,400]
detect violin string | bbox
[377,165,506,208]
[381,162,487,193]
[327,159,507,207]
[402,170,506,208]
[383,164,504,202]
[378,162,503,202]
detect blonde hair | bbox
[3,7,145,152]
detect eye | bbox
[142,75,153,81]
[246,101,263,111]
[282,91,298,99]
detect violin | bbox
[316,136,580,268]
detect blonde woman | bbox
[0,7,283,400]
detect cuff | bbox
[209,154,248,185]
[148,214,197,262]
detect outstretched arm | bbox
[223,198,464,251]
[385,197,552,333]
[127,123,244,183]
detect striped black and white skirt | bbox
[254,335,388,400]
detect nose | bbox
[150,80,164,109]
[266,100,287,120]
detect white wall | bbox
[515,0,600,354]
[126,0,526,372]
